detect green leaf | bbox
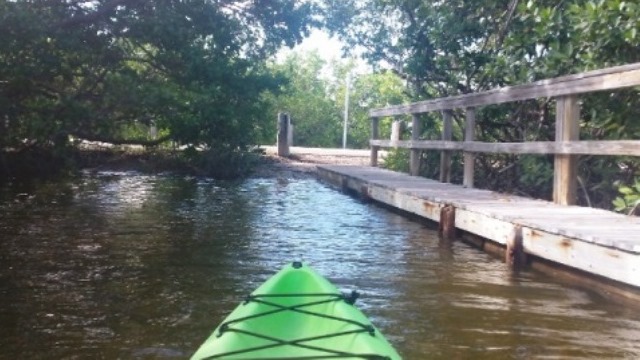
[612,197,627,211]
[619,186,634,195]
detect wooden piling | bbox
[277,112,290,157]
[438,205,457,239]
[505,225,526,269]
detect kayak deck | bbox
[191,262,401,359]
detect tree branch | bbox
[72,132,171,146]
[495,0,519,51]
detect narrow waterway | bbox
[0,172,639,359]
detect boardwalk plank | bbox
[317,164,640,289]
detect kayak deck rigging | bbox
[191,263,401,360]
[207,292,384,359]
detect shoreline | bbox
[1,146,376,184]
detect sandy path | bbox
[253,146,384,178]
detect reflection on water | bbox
[1,172,639,359]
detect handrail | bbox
[370,62,640,117]
[368,62,640,206]
[369,140,640,156]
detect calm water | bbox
[0,172,639,359]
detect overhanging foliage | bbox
[0,0,319,152]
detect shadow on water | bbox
[1,172,639,359]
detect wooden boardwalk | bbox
[317,165,640,298]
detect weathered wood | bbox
[369,186,442,222]
[463,108,476,188]
[317,167,442,222]
[528,259,640,303]
[410,115,422,176]
[390,118,402,142]
[370,140,463,150]
[523,227,640,287]
[287,118,294,147]
[370,139,640,156]
[370,62,640,117]
[317,164,640,297]
[506,225,526,269]
[366,63,640,211]
[277,112,290,157]
[463,140,640,156]
[553,95,580,205]
[455,209,515,244]
[440,111,453,182]
[439,205,457,239]
[370,117,380,167]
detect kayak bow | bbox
[191,262,401,359]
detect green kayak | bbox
[191,262,402,359]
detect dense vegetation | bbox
[263,50,409,148]
[328,0,640,212]
[0,0,320,179]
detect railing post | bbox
[390,117,402,143]
[287,116,293,148]
[440,110,453,182]
[277,112,290,157]
[463,107,476,187]
[370,117,380,167]
[553,95,580,205]
[410,114,422,176]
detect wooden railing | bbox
[369,62,640,205]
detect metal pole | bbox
[342,73,351,149]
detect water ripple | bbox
[0,175,639,359]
